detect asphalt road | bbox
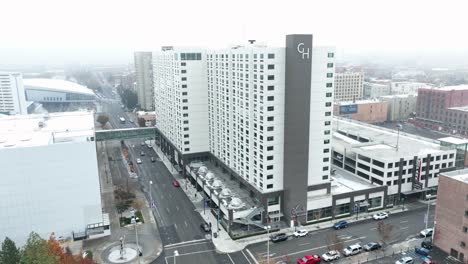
[247,206,435,263]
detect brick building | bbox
[416,85,468,129]
[434,169,468,263]
[334,99,388,124]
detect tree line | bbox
[0,232,94,264]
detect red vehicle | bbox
[172,180,180,187]
[297,255,321,264]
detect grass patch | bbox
[135,211,145,223]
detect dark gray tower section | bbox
[282,34,313,225]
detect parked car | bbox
[415,247,430,257]
[151,157,156,162]
[200,223,211,232]
[296,255,321,264]
[420,228,433,237]
[270,233,288,243]
[293,229,309,238]
[321,250,340,261]
[343,244,362,256]
[395,256,413,264]
[334,220,348,229]
[140,151,145,156]
[421,240,433,250]
[172,180,180,187]
[372,212,389,220]
[136,158,142,164]
[363,242,381,251]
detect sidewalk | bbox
[83,141,163,264]
[152,143,432,255]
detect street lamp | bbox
[149,181,153,208]
[264,225,271,264]
[174,250,179,264]
[396,124,403,151]
[425,194,431,230]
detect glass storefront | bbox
[307,206,332,221]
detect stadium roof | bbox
[23,78,95,96]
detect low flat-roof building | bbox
[0,111,106,245]
[434,169,468,263]
[332,117,458,205]
[334,99,388,124]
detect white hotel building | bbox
[0,72,27,115]
[153,35,335,229]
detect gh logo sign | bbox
[297,43,310,60]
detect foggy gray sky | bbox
[1,0,467,66]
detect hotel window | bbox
[326,92,332,97]
[327,63,334,68]
[267,184,273,189]
[267,85,274,91]
[327,73,333,78]
[267,96,274,101]
[267,75,275,80]
[324,121,331,126]
[268,54,275,59]
[325,102,332,107]
[325,112,331,116]
[181,70,187,73]
[322,175,329,180]
[323,166,329,171]
[328,53,334,58]
[323,157,329,162]
[267,116,274,121]
[326,83,333,88]
[267,165,273,170]
[268,65,275,70]
[324,130,330,135]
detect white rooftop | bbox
[0,111,95,148]
[438,136,468,145]
[336,99,383,105]
[441,169,468,183]
[380,94,417,99]
[449,106,468,112]
[23,78,95,96]
[424,85,468,91]
[333,117,447,160]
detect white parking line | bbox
[400,226,409,230]
[175,223,178,229]
[164,238,209,248]
[299,242,310,246]
[185,221,188,227]
[400,220,409,223]
[166,207,170,213]
[227,253,235,264]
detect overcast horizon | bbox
[1,0,468,67]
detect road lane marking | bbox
[164,238,209,248]
[166,207,170,213]
[400,220,409,223]
[299,242,310,246]
[370,227,377,230]
[175,223,178,229]
[227,253,235,264]
[176,206,180,211]
[244,249,255,264]
[185,221,188,227]
[400,226,409,230]
[270,236,366,260]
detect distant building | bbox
[0,72,27,115]
[391,81,427,95]
[332,117,458,204]
[0,112,107,245]
[380,94,417,122]
[363,80,391,98]
[334,71,364,101]
[23,78,96,103]
[333,99,388,124]
[134,52,154,110]
[434,168,468,263]
[416,85,468,130]
[136,111,156,127]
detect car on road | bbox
[136,158,142,164]
[270,233,288,243]
[321,250,340,261]
[293,229,309,238]
[140,142,145,146]
[296,255,321,264]
[151,157,156,162]
[147,144,152,148]
[421,240,433,250]
[334,220,348,229]
[129,119,134,123]
[172,180,180,187]
[363,242,381,251]
[415,247,430,257]
[140,151,145,156]
[420,228,433,237]
[343,244,362,256]
[395,256,414,264]
[200,223,211,232]
[372,212,389,220]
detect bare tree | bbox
[132,199,144,211]
[377,221,394,248]
[96,115,109,127]
[325,231,344,252]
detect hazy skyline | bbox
[1,0,467,66]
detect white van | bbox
[343,244,362,256]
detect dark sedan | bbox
[363,242,381,251]
[270,233,288,243]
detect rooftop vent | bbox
[38,121,45,128]
[248,40,256,44]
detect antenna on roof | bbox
[248,40,256,44]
